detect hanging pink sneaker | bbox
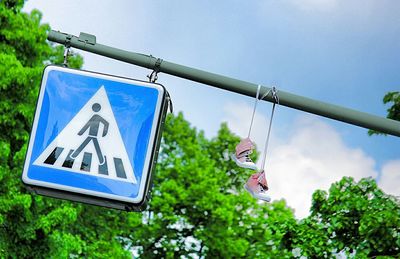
[244,170,271,202]
[231,138,257,170]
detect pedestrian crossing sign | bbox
[22,66,168,211]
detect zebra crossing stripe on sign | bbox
[33,86,137,184]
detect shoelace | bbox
[245,156,253,162]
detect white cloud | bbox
[267,116,378,218]
[379,160,400,197]
[223,101,381,218]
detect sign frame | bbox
[22,65,169,211]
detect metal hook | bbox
[147,58,163,83]
[63,46,71,67]
[63,35,72,67]
[271,86,279,105]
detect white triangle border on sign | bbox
[33,86,137,184]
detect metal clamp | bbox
[260,86,279,105]
[78,32,96,45]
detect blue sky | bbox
[24,0,400,218]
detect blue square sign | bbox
[22,66,167,210]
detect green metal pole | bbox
[48,31,400,137]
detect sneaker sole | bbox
[243,184,271,202]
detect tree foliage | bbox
[0,1,399,258]
[122,114,296,258]
[369,91,400,136]
[304,177,399,258]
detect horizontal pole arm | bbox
[48,30,400,137]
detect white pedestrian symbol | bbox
[70,103,109,165]
[34,86,137,183]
